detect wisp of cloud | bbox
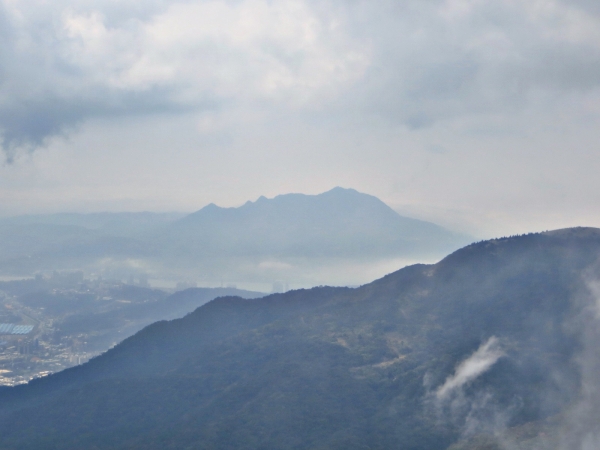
[436,336,505,400]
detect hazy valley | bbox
[0,188,471,290]
[0,188,468,387]
[0,274,262,386]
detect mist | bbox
[436,337,505,401]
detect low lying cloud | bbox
[550,279,600,450]
[436,336,505,400]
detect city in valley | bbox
[0,272,171,386]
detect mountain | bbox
[0,188,471,287]
[0,275,265,383]
[162,187,469,258]
[0,227,598,449]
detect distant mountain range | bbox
[0,188,472,286]
[0,227,599,449]
[162,187,467,258]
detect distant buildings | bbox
[0,324,34,335]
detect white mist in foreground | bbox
[436,337,505,400]
[551,280,600,450]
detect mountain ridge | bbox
[0,228,598,448]
[164,186,469,258]
[0,188,471,286]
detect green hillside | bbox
[0,228,598,449]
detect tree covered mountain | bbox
[0,228,598,449]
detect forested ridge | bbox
[0,228,599,449]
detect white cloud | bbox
[0,0,371,159]
[2,0,600,158]
[342,0,600,119]
[57,0,370,100]
[436,336,505,400]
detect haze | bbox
[0,0,599,237]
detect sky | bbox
[1,0,599,238]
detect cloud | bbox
[342,0,600,127]
[436,336,505,400]
[549,279,600,450]
[2,0,600,160]
[0,0,369,160]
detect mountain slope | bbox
[1,228,598,449]
[55,286,265,351]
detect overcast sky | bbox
[0,0,599,237]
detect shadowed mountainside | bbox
[1,228,598,449]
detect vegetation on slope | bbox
[0,228,599,449]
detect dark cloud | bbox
[0,1,187,160]
[335,0,600,127]
[1,0,600,159]
[0,88,200,162]
[566,0,600,16]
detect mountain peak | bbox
[171,188,470,258]
[320,186,358,195]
